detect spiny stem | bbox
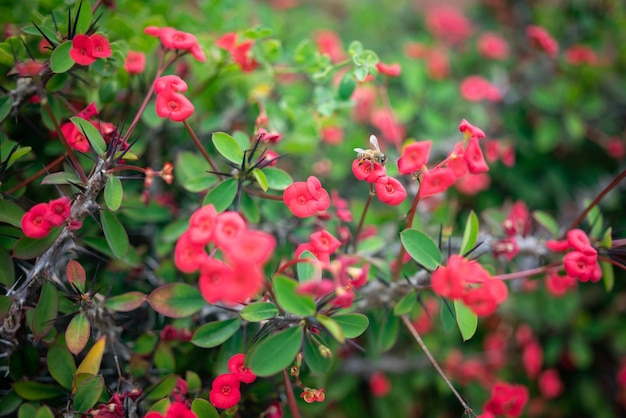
[182,119,219,174]
[401,315,475,417]
[352,184,375,252]
[6,153,65,194]
[282,368,301,418]
[563,168,626,238]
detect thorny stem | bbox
[563,168,626,238]
[6,153,65,194]
[182,119,219,174]
[40,98,88,183]
[282,368,301,418]
[352,184,375,252]
[401,315,475,417]
[391,183,422,282]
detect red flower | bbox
[213,212,247,249]
[145,401,197,418]
[464,137,489,174]
[522,341,543,378]
[459,119,485,140]
[209,374,241,409]
[90,34,112,58]
[460,76,501,102]
[564,250,601,282]
[174,231,208,273]
[430,255,467,299]
[228,353,257,383]
[320,126,344,145]
[198,258,234,304]
[369,372,391,397]
[526,25,559,58]
[21,203,52,238]
[425,6,472,45]
[376,62,401,77]
[47,196,71,226]
[314,30,346,62]
[566,229,594,254]
[310,230,342,254]
[398,140,431,174]
[188,204,217,245]
[370,108,405,146]
[462,287,498,317]
[374,176,407,206]
[215,33,237,50]
[545,270,577,297]
[145,26,206,62]
[419,168,456,197]
[283,176,330,218]
[351,158,386,183]
[483,382,529,417]
[456,173,490,195]
[231,40,259,72]
[226,230,276,265]
[155,89,194,122]
[477,32,509,60]
[124,50,146,74]
[564,44,598,66]
[70,34,96,65]
[539,369,563,399]
[297,279,334,299]
[61,122,90,152]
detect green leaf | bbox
[0,96,11,123]
[66,260,86,293]
[100,210,129,259]
[337,72,357,100]
[262,167,293,190]
[104,176,123,211]
[303,334,332,374]
[240,192,260,224]
[191,318,241,348]
[601,260,614,292]
[0,199,25,227]
[240,302,278,322]
[460,211,479,256]
[154,341,175,373]
[73,0,93,35]
[203,178,237,212]
[147,283,205,318]
[212,132,244,165]
[70,116,106,155]
[191,399,219,418]
[183,175,218,192]
[46,72,68,92]
[333,313,369,338]
[261,38,282,62]
[393,290,417,316]
[146,375,180,401]
[50,41,74,73]
[400,229,441,271]
[47,345,76,390]
[378,311,399,352]
[584,199,604,239]
[532,211,560,237]
[66,312,91,355]
[31,281,58,340]
[12,381,64,401]
[297,250,320,282]
[103,292,145,312]
[0,390,22,416]
[0,249,15,287]
[41,171,81,185]
[273,275,316,317]
[247,326,303,377]
[454,300,477,341]
[35,406,55,418]
[18,403,37,418]
[22,24,58,42]
[5,146,32,168]
[316,314,344,343]
[73,374,104,412]
[13,228,62,260]
[251,168,268,192]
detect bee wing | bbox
[369,135,381,151]
[354,148,366,153]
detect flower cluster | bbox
[215,32,259,72]
[209,353,257,409]
[21,196,76,238]
[492,201,530,262]
[397,120,489,198]
[87,390,142,418]
[70,33,112,66]
[144,26,206,62]
[479,382,529,418]
[431,254,508,316]
[546,229,601,283]
[283,176,331,217]
[351,135,407,206]
[154,75,194,122]
[174,204,275,304]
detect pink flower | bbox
[370,108,405,146]
[144,401,197,418]
[431,255,467,299]
[198,258,235,304]
[374,176,407,206]
[213,212,246,249]
[314,30,346,62]
[70,34,96,65]
[376,62,401,77]
[89,34,111,58]
[226,230,276,265]
[155,89,194,122]
[47,196,71,226]
[283,176,330,218]
[464,137,490,174]
[21,203,52,238]
[522,341,543,378]
[351,158,386,183]
[460,76,502,102]
[370,372,391,397]
[459,119,486,140]
[539,369,563,399]
[145,26,206,62]
[397,140,431,174]
[61,122,90,152]
[124,50,146,74]
[545,270,577,297]
[188,204,217,245]
[482,382,529,417]
[154,75,188,94]
[419,168,456,197]
[310,230,342,254]
[425,6,472,44]
[209,374,241,409]
[228,353,257,383]
[174,231,208,273]
[526,25,559,58]
[320,126,344,145]
[231,40,259,72]
[477,32,509,60]
[565,44,598,65]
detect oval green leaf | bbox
[460,210,479,256]
[332,313,369,339]
[50,41,73,73]
[262,167,293,191]
[191,398,219,418]
[454,300,478,341]
[393,290,417,316]
[41,171,81,185]
[0,249,15,287]
[47,345,76,390]
[212,132,244,165]
[66,260,86,293]
[247,325,303,377]
[13,228,62,260]
[316,314,344,343]
[378,311,399,352]
[251,168,268,192]
[303,334,332,374]
[273,275,316,317]
[70,117,106,155]
[46,72,68,92]
[104,175,123,211]
[0,96,11,123]
[103,291,145,312]
[532,210,560,237]
[0,199,25,228]
[66,312,90,355]
[601,260,614,292]
[400,229,441,271]
[12,381,64,401]
[146,283,205,318]
[203,178,238,212]
[31,281,58,340]
[100,210,129,259]
[337,72,356,100]
[297,250,320,282]
[73,374,104,413]
[240,302,278,322]
[191,318,241,348]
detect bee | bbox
[354,135,388,167]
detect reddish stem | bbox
[182,119,219,174]
[6,154,66,194]
[352,185,375,252]
[282,368,301,418]
[493,261,562,281]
